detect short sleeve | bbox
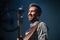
[37,22,48,40]
[40,22,47,34]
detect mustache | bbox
[28,14,32,16]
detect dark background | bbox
[0,0,60,40]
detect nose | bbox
[28,11,31,15]
[29,14,32,16]
[28,11,32,15]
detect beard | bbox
[28,14,39,23]
[30,17,39,23]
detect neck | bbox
[31,18,39,23]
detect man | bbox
[24,3,48,40]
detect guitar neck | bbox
[17,11,22,40]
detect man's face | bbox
[28,6,37,21]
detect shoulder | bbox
[38,22,46,27]
[37,22,47,30]
[40,22,46,25]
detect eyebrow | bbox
[29,10,37,12]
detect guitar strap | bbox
[23,22,40,40]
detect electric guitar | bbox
[17,22,39,40]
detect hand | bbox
[17,38,19,40]
[17,37,23,40]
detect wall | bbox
[0,0,60,40]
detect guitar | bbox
[17,22,39,40]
